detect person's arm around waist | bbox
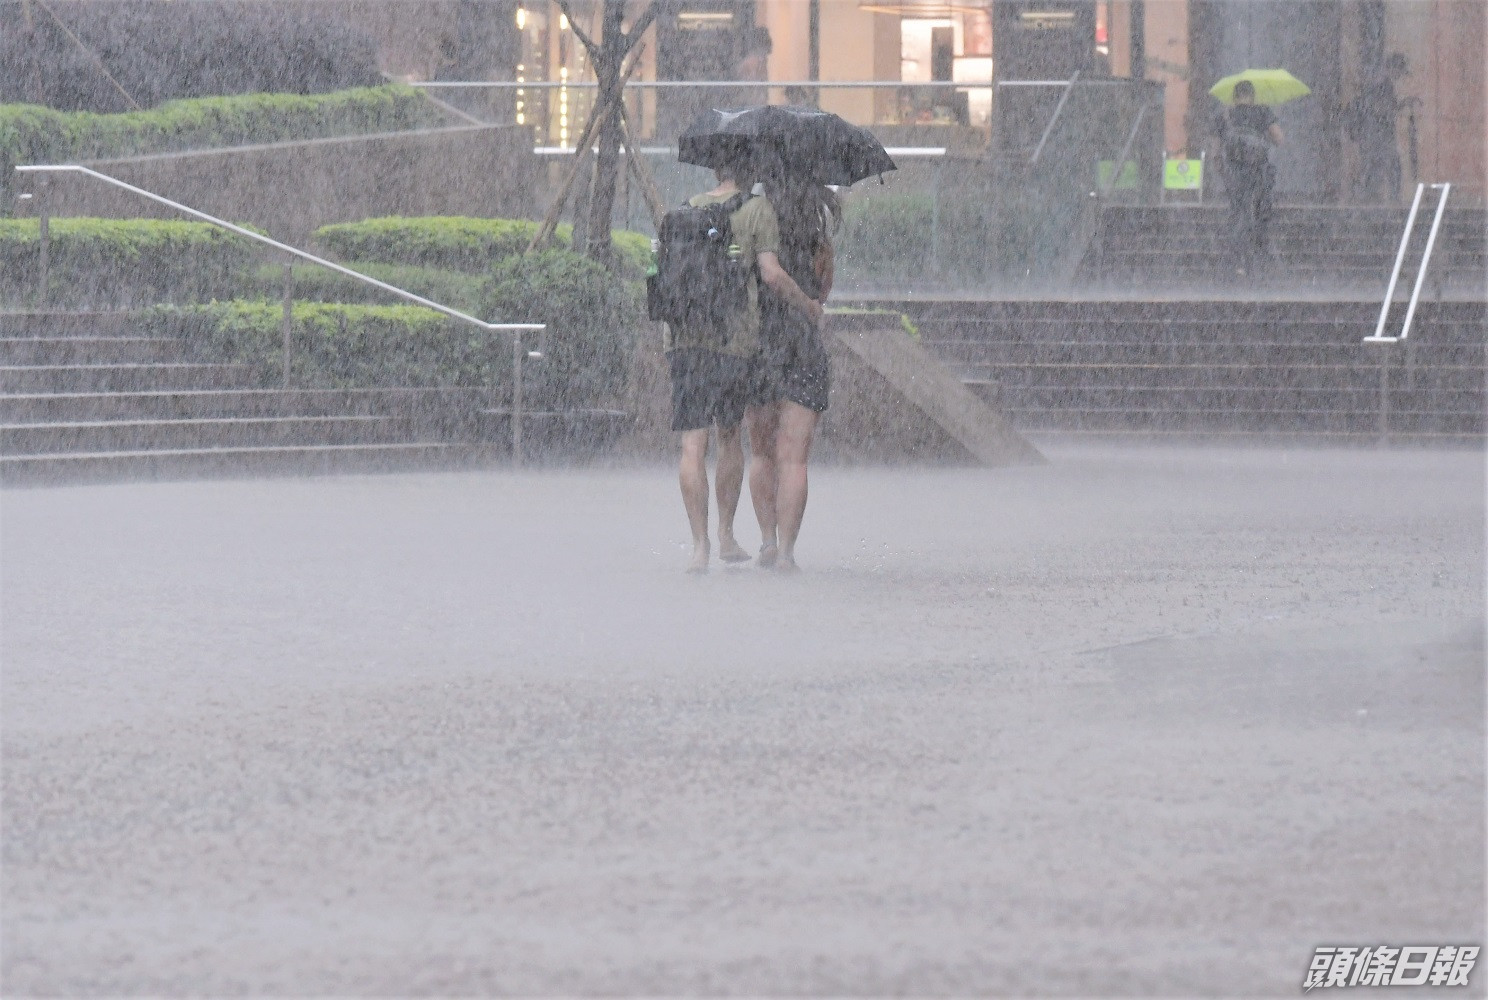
[758,251,823,325]
[1267,123,1284,146]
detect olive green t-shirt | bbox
[662,191,782,358]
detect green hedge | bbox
[145,301,512,391]
[250,262,488,314]
[834,189,1010,287]
[315,217,653,280]
[1,84,445,213]
[0,217,259,307]
[141,249,643,402]
[483,249,643,408]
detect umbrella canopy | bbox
[1209,68,1312,106]
[677,105,897,186]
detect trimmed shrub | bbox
[835,192,935,285]
[483,250,644,408]
[146,300,513,391]
[0,217,259,307]
[315,217,544,274]
[1,84,444,212]
[250,262,488,314]
[833,188,1008,288]
[0,0,382,112]
[314,217,654,280]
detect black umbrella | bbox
[677,105,897,186]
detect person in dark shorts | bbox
[743,178,839,572]
[1213,79,1284,275]
[666,161,822,574]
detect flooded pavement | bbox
[2,443,1483,996]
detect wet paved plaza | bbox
[2,443,1484,995]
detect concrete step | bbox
[0,337,189,366]
[1019,427,1485,446]
[0,363,259,394]
[0,442,479,486]
[967,382,1484,414]
[0,415,414,455]
[958,362,1486,392]
[1005,408,1484,435]
[893,301,1488,324]
[0,311,135,337]
[0,387,490,423]
[926,340,1486,366]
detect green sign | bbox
[1164,158,1203,190]
[1097,159,1140,190]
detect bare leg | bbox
[714,423,749,562]
[678,428,711,573]
[774,401,819,572]
[746,403,780,565]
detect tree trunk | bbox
[584,0,628,262]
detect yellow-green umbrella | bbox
[1209,68,1312,106]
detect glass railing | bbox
[420,78,1167,296]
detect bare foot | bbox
[686,541,709,575]
[718,537,751,563]
[757,541,779,569]
[774,551,800,574]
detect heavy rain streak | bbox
[1,1,1483,995]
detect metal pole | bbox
[1365,181,1425,342]
[281,261,293,388]
[37,177,49,306]
[1397,183,1450,342]
[1377,344,1391,442]
[512,332,524,467]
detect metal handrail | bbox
[1396,183,1450,343]
[411,79,1131,90]
[417,79,991,90]
[1366,182,1450,344]
[1029,70,1082,166]
[14,163,548,462]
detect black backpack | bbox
[646,193,753,334]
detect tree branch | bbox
[553,0,600,62]
[623,0,661,50]
[618,103,668,230]
[526,50,646,254]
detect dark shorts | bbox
[668,348,755,432]
[756,313,831,414]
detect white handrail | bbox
[15,163,549,463]
[13,164,544,339]
[1365,183,1425,343]
[1397,182,1451,343]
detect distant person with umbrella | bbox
[676,105,894,571]
[1210,73,1297,275]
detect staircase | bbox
[0,312,489,484]
[1077,204,1486,292]
[891,298,1486,442]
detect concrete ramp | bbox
[820,313,1044,466]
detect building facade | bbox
[372,0,1484,203]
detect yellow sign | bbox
[1164,158,1203,190]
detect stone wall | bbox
[29,125,537,248]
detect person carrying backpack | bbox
[651,157,822,574]
[1213,79,1284,275]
